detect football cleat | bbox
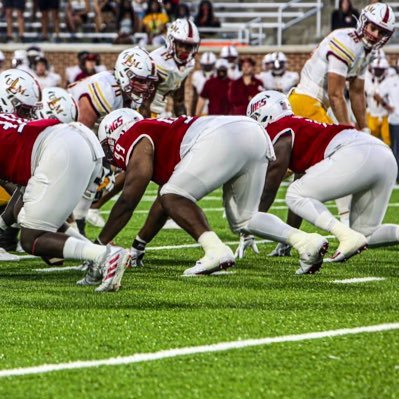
[0,248,19,261]
[86,209,106,228]
[268,242,292,257]
[184,245,235,276]
[294,233,329,275]
[76,260,102,286]
[325,230,368,263]
[95,246,131,292]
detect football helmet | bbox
[200,51,217,72]
[247,90,293,127]
[357,3,395,50]
[166,18,200,65]
[11,50,29,69]
[0,68,41,118]
[114,47,158,106]
[36,87,79,123]
[98,108,143,163]
[271,52,287,76]
[220,45,239,67]
[370,57,389,80]
[262,53,274,71]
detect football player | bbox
[258,52,299,94]
[243,90,399,264]
[78,108,330,286]
[0,87,130,292]
[271,2,396,255]
[190,51,216,116]
[220,45,241,80]
[140,18,200,118]
[365,56,390,145]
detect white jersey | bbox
[296,28,373,109]
[379,74,399,124]
[35,71,62,89]
[68,71,124,117]
[65,64,108,84]
[227,64,242,80]
[364,70,387,118]
[150,47,195,115]
[257,71,299,94]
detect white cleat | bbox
[163,219,182,230]
[295,233,329,275]
[183,245,235,276]
[76,260,102,286]
[86,209,106,228]
[325,230,367,263]
[0,248,19,261]
[95,247,131,292]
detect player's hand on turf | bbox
[235,234,259,259]
[268,242,292,257]
[130,238,146,267]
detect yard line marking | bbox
[0,322,397,378]
[34,266,84,273]
[332,277,386,284]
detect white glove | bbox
[268,242,292,257]
[130,238,146,267]
[235,234,259,259]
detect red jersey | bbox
[228,76,264,115]
[0,114,60,185]
[266,116,351,173]
[114,116,199,185]
[200,77,232,115]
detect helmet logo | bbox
[47,93,63,115]
[5,77,26,95]
[123,54,140,69]
[249,97,268,114]
[106,116,124,134]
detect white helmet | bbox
[12,50,29,69]
[166,18,200,65]
[247,90,293,127]
[262,53,274,71]
[200,51,217,66]
[98,108,144,163]
[36,87,79,123]
[357,3,395,50]
[114,47,158,106]
[271,52,287,76]
[0,68,41,118]
[370,57,390,80]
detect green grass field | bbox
[0,183,398,399]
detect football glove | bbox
[268,242,292,257]
[235,234,259,259]
[130,238,146,267]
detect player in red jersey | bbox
[242,90,399,264]
[78,108,331,285]
[0,111,131,292]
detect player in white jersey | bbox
[220,45,241,80]
[141,18,200,118]
[190,51,216,115]
[365,57,390,145]
[269,2,396,256]
[258,52,299,95]
[32,56,61,89]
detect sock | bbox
[315,211,340,232]
[73,197,92,220]
[367,224,399,247]
[246,212,296,244]
[198,231,224,252]
[63,237,106,263]
[64,226,91,243]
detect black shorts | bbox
[3,0,25,10]
[37,0,60,11]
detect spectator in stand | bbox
[38,0,60,42]
[196,59,232,116]
[133,0,147,20]
[32,56,62,89]
[331,0,359,31]
[191,51,216,115]
[142,0,169,45]
[162,0,179,20]
[228,57,263,115]
[4,0,25,42]
[66,0,90,34]
[116,0,137,34]
[93,0,111,34]
[194,0,220,36]
[73,53,98,81]
[0,51,5,73]
[176,3,190,20]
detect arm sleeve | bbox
[327,55,349,77]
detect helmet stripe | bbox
[187,20,193,38]
[382,4,390,24]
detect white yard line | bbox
[332,277,386,284]
[0,322,397,378]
